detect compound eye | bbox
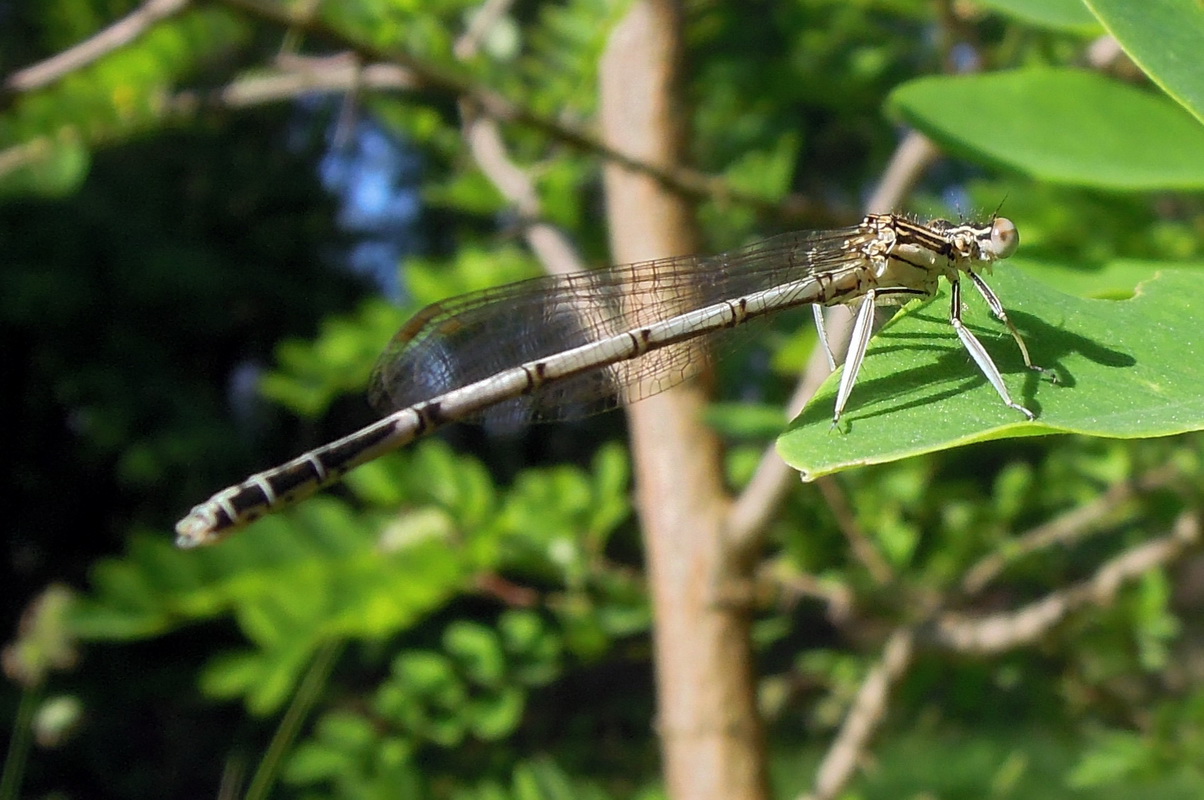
[989,217,1019,259]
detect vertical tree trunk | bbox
[599,3,770,799]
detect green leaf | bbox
[392,650,458,694]
[722,131,800,200]
[1068,729,1152,787]
[778,268,1204,479]
[976,0,1101,33]
[705,401,788,439]
[405,246,542,306]
[445,621,506,685]
[313,709,379,752]
[1015,257,1167,300]
[261,298,405,417]
[1083,0,1204,124]
[0,137,91,198]
[425,168,507,214]
[1125,571,1179,671]
[586,443,632,539]
[889,69,1204,190]
[199,640,316,714]
[498,610,562,686]
[284,740,356,784]
[468,686,525,740]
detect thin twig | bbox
[460,106,586,277]
[454,0,516,60]
[814,477,895,586]
[13,0,810,221]
[960,462,1185,595]
[171,57,420,111]
[215,0,835,226]
[473,572,541,608]
[931,512,1201,654]
[5,0,191,93]
[449,3,585,279]
[0,689,38,800]
[6,0,838,226]
[801,628,916,800]
[759,557,856,626]
[799,510,1200,799]
[0,60,421,182]
[0,137,56,181]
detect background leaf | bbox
[1084,0,1204,124]
[976,0,1102,33]
[889,69,1204,189]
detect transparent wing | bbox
[368,224,879,426]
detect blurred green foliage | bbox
[3,1,1204,799]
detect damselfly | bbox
[176,213,1050,547]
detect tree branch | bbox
[4,0,192,93]
[961,461,1185,595]
[173,55,419,111]
[931,512,1201,654]
[214,0,835,226]
[815,476,895,586]
[798,511,1200,799]
[447,0,585,278]
[802,628,917,800]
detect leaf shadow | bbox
[791,301,1136,430]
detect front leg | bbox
[950,279,1036,421]
[968,271,1057,383]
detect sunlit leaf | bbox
[976,0,1101,33]
[779,268,1204,478]
[1084,0,1204,124]
[889,69,1204,190]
